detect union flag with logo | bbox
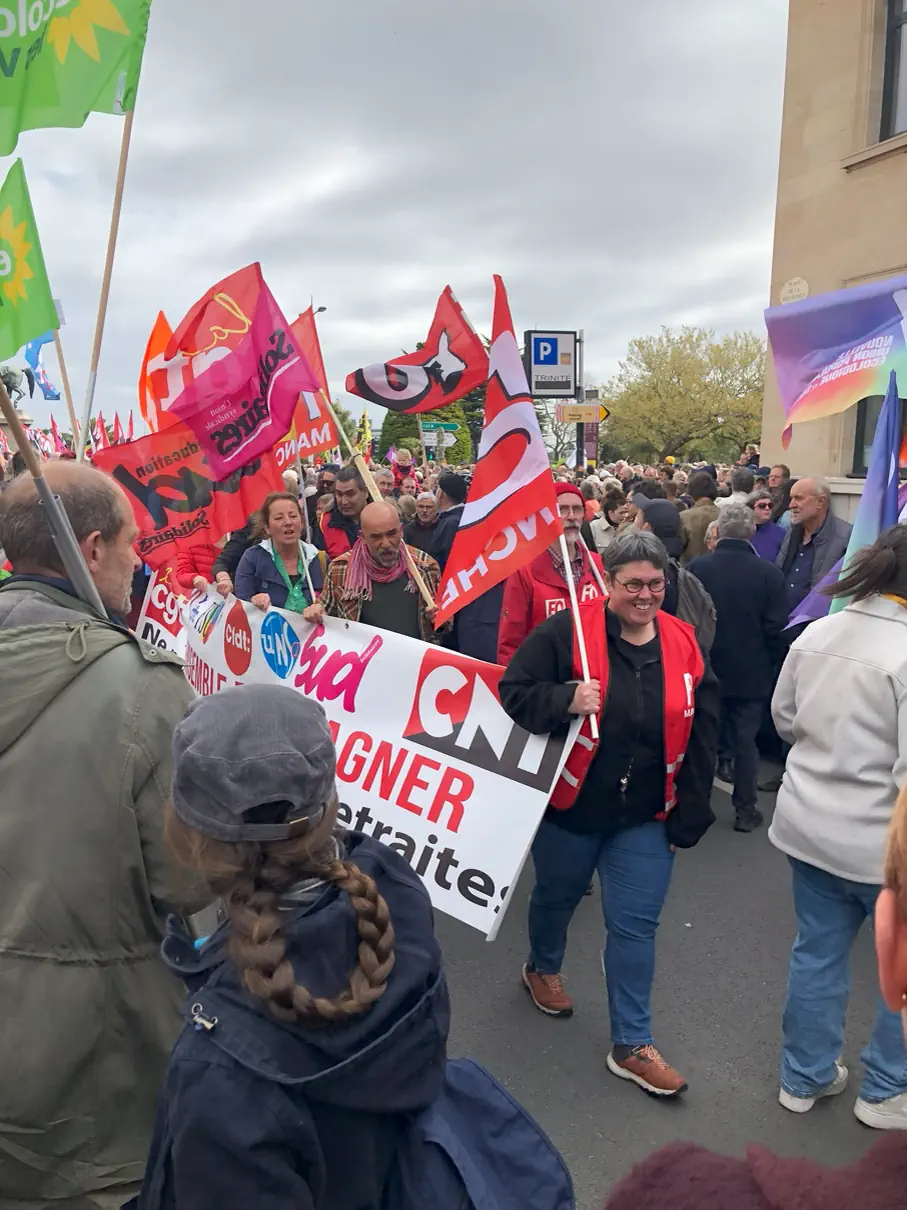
[433,276,561,628]
[158,263,322,477]
[273,307,339,468]
[345,286,487,414]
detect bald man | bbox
[305,498,447,643]
[776,477,852,615]
[0,461,206,1208]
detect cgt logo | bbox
[403,648,566,793]
[261,610,301,680]
[223,599,252,677]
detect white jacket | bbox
[769,595,907,884]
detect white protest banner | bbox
[136,568,187,657]
[181,592,576,938]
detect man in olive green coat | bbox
[0,462,206,1209]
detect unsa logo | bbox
[260,610,301,680]
[223,599,252,677]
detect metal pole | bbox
[0,382,108,617]
[576,328,585,470]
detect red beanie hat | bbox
[555,482,584,506]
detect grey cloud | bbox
[2,0,788,429]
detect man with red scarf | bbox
[304,500,446,644]
[499,529,718,1099]
[497,481,606,665]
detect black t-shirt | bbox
[359,577,421,640]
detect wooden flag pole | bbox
[53,329,79,443]
[0,380,107,617]
[559,532,599,741]
[319,390,436,609]
[77,109,136,460]
[578,532,608,598]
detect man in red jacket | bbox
[497,482,605,665]
[320,467,368,560]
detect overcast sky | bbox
[2,0,789,431]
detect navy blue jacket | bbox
[136,834,449,1210]
[233,540,325,611]
[687,539,789,699]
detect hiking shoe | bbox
[521,964,573,1017]
[607,1045,688,1097]
[854,1091,907,1130]
[716,760,734,784]
[734,808,764,833]
[779,1062,848,1113]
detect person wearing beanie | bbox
[136,685,450,1210]
[429,471,469,573]
[497,481,606,665]
[633,496,716,654]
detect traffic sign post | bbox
[420,421,460,432]
[556,402,609,424]
[523,330,578,397]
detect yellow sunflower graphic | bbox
[47,0,130,65]
[0,206,34,309]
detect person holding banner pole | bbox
[500,531,719,1098]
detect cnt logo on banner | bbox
[181,593,577,938]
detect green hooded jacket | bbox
[0,579,206,1207]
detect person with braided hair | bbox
[134,684,450,1210]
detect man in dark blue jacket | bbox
[688,503,789,832]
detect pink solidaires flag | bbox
[162,263,322,478]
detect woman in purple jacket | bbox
[747,490,785,563]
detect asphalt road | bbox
[435,777,882,1210]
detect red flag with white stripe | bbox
[433,276,561,628]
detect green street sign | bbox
[420,421,460,432]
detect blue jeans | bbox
[528,819,675,1047]
[781,858,907,1101]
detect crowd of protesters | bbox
[7,436,907,1210]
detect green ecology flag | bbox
[0,158,57,361]
[0,0,151,156]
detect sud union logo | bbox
[260,611,301,680]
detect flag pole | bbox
[53,329,79,443]
[77,108,136,461]
[559,532,599,741]
[0,380,107,617]
[319,390,436,609]
[578,532,608,597]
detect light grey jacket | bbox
[769,595,907,883]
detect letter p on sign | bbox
[534,337,557,366]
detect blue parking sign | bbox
[533,336,558,366]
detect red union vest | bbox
[549,599,704,815]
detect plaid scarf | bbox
[342,537,417,602]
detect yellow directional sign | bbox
[556,403,610,424]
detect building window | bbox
[882,0,907,140]
[852,393,906,475]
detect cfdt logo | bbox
[223,600,253,677]
[403,648,566,792]
[260,611,301,680]
[186,593,225,644]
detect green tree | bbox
[376,402,471,465]
[601,327,765,463]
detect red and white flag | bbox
[273,306,339,469]
[112,413,125,445]
[346,286,488,415]
[126,411,135,441]
[163,263,322,478]
[50,414,66,454]
[93,413,111,452]
[434,276,561,629]
[139,312,184,434]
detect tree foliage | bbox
[376,401,471,465]
[601,327,765,463]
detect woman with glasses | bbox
[500,531,719,1099]
[747,489,786,562]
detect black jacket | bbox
[429,504,464,573]
[136,834,449,1210]
[499,608,719,848]
[403,518,440,555]
[447,582,505,664]
[212,520,254,579]
[687,539,789,699]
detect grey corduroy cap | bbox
[171,685,337,843]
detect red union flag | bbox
[163,263,321,477]
[91,419,284,570]
[434,276,561,628]
[345,286,487,414]
[273,307,339,469]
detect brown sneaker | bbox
[607,1045,688,1097]
[521,964,574,1017]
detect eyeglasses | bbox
[754,501,773,510]
[613,576,666,594]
